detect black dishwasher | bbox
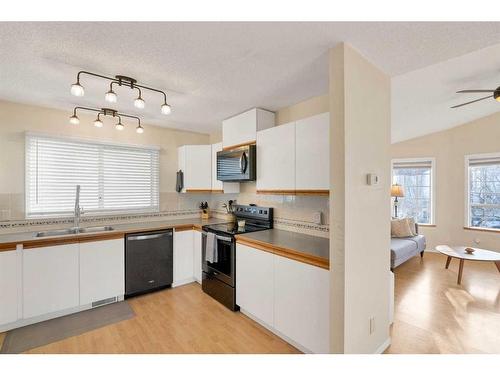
[125,229,173,298]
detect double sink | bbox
[34,226,114,238]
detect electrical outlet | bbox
[369,317,375,334]
[313,211,323,225]
[474,238,481,244]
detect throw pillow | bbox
[405,217,417,236]
[391,218,413,238]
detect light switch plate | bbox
[366,173,379,186]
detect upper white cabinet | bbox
[79,239,125,306]
[274,255,330,354]
[193,231,203,284]
[174,230,194,286]
[256,122,296,192]
[211,142,239,193]
[223,108,275,149]
[236,243,274,327]
[0,250,19,326]
[178,145,212,192]
[295,112,330,191]
[23,244,80,319]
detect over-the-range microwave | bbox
[216,144,256,182]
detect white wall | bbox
[330,43,391,353]
[0,100,210,220]
[391,110,500,252]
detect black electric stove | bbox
[201,204,273,310]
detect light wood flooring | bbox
[1,283,299,354]
[386,252,500,354]
[2,251,499,354]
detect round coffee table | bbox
[435,245,500,285]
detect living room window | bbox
[466,153,500,230]
[25,133,160,218]
[392,158,435,224]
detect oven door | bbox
[202,231,235,287]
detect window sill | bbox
[463,226,500,234]
[417,224,436,227]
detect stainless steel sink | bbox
[79,226,114,233]
[35,228,79,237]
[34,226,114,237]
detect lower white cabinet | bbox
[0,250,19,325]
[193,231,203,283]
[79,239,125,306]
[174,230,194,285]
[23,244,80,319]
[236,244,274,327]
[274,255,330,354]
[236,243,330,353]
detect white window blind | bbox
[392,159,434,224]
[467,155,500,229]
[26,134,159,218]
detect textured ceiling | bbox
[1,22,500,137]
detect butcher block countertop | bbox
[0,217,226,251]
[235,229,329,270]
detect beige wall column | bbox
[329,43,391,353]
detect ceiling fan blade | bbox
[451,95,493,108]
[456,89,496,93]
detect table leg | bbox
[457,259,464,285]
[445,256,452,269]
[495,261,500,273]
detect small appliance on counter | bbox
[201,204,273,310]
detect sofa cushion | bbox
[391,237,420,269]
[407,234,426,252]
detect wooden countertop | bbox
[0,217,226,251]
[235,229,329,270]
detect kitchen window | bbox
[25,133,160,218]
[466,154,500,230]
[392,158,435,224]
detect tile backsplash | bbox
[0,189,329,238]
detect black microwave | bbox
[217,144,256,182]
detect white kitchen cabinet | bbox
[236,243,274,328]
[174,230,194,286]
[274,255,330,353]
[295,112,330,191]
[193,231,203,284]
[79,239,125,306]
[256,122,296,192]
[211,142,239,193]
[0,250,19,325]
[222,108,275,149]
[23,244,79,319]
[178,145,212,192]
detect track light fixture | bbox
[70,71,171,115]
[69,107,143,134]
[94,114,103,128]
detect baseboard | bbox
[172,277,196,288]
[0,295,124,333]
[374,337,391,354]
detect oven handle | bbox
[202,231,232,243]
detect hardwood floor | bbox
[17,282,299,354]
[4,251,498,354]
[386,252,500,354]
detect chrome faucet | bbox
[74,185,83,230]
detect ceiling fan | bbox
[451,86,500,108]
